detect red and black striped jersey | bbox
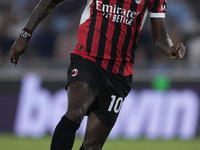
[72,0,167,76]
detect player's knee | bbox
[65,108,85,123]
[83,139,104,150]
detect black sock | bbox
[50,115,80,150]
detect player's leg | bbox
[65,81,94,123]
[51,81,94,150]
[80,112,111,150]
[78,74,132,150]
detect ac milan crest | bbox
[135,0,142,4]
[71,68,78,77]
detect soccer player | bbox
[9,0,186,150]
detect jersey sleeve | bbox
[148,0,167,18]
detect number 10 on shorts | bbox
[108,95,124,113]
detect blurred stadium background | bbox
[0,0,200,149]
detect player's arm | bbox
[151,18,186,59]
[9,0,69,66]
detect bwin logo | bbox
[135,0,142,4]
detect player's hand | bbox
[168,43,186,59]
[9,37,29,66]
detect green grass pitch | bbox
[0,134,200,150]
